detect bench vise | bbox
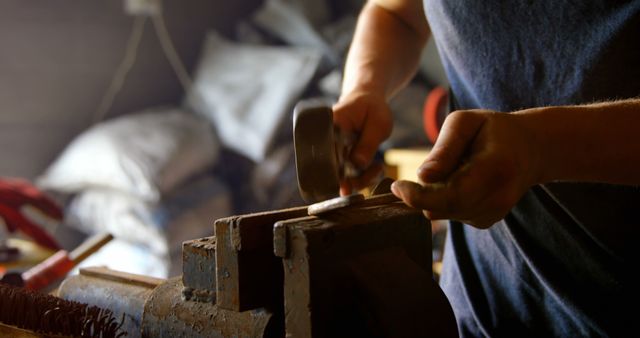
[57,103,456,337]
[58,198,457,337]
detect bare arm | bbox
[333,0,429,193]
[524,99,640,185]
[340,0,430,99]
[392,98,640,228]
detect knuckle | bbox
[447,109,479,124]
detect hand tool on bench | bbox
[0,232,113,291]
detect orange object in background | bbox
[423,86,449,144]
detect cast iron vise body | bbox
[58,200,457,337]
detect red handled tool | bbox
[0,178,63,251]
[0,232,113,291]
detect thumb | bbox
[418,110,486,183]
[333,95,392,169]
[391,180,448,211]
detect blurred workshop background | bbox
[0,0,448,280]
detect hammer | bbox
[293,100,352,203]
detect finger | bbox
[418,110,487,183]
[333,100,374,168]
[339,162,384,195]
[340,181,352,196]
[346,162,384,192]
[394,179,493,226]
[334,98,392,168]
[390,180,450,212]
[332,99,366,134]
[352,111,392,169]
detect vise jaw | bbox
[58,196,458,337]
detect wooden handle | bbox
[69,233,113,264]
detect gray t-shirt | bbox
[423,0,640,336]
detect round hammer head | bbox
[293,101,341,203]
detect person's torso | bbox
[423,1,640,336]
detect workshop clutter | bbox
[185,32,322,163]
[0,178,62,251]
[1,178,63,288]
[29,0,437,279]
[36,108,230,278]
[55,199,457,337]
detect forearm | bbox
[517,98,640,185]
[393,99,640,227]
[341,0,429,100]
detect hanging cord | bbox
[92,1,197,124]
[151,11,194,94]
[91,15,146,124]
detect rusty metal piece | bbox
[214,206,307,312]
[276,202,458,338]
[58,267,162,337]
[272,221,289,258]
[1,281,126,338]
[60,267,278,338]
[141,277,274,338]
[182,236,216,303]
